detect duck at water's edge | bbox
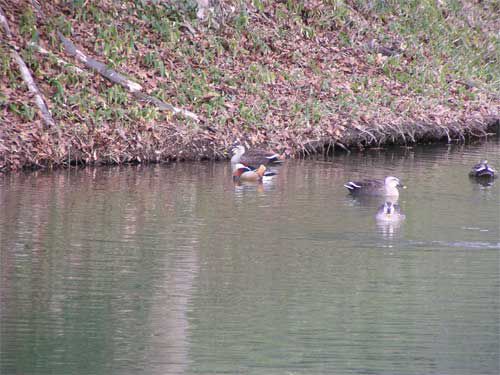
[231,145,283,169]
[375,201,406,222]
[344,176,405,197]
[469,160,496,179]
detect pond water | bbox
[1,140,499,375]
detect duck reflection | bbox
[375,201,406,240]
[470,176,496,188]
[346,193,400,208]
[375,201,406,223]
[233,176,277,195]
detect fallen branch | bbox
[133,92,199,122]
[58,32,199,122]
[30,0,45,18]
[58,32,142,92]
[11,50,56,129]
[0,6,11,37]
[0,5,55,129]
[28,41,85,74]
[196,0,210,20]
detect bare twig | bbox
[30,0,45,18]
[355,127,377,143]
[335,141,350,153]
[58,32,142,92]
[11,50,56,129]
[181,20,197,36]
[0,4,55,129]
[406,128,416,143]
[0,5,12,37]
[133,92,200,122]
[28,42,85,74]
[440,126,451,143]
[196,0,210,20]
[326,139,333,155]
[58,32,200,122]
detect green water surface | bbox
[1,141,499,375]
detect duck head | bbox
[231,145,245,156]
[230,145,246,163]
[385,176,405,189]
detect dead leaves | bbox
[1,0,499,171]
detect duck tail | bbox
[344,181,360,190]
[266,154,284,164]
[263,171,277,177]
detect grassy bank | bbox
[1,0,499,171]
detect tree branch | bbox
[0,6,12,38]
[1,5,55,129]
[133,92,200,122]
[58,32,142,92]
[11,50,56,129]
[28,41,85,74]
[58,32,199,122]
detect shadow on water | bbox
[0,139,499,375]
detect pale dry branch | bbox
[11,50,56,129]
[31,0,44,18]
[29,42,85,74]
[0,4,55,129]
[58,32,142,92]
[196,0,210,20]
[0,5,11,38]
[133,92,200,122]
[58,32,200,122]
[335,141,350,153]
[355,127,377,143]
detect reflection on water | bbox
[1,140,499,375]
[376,219,404,241]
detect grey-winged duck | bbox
[469,160,496,179]
[231,145,283,168]
[344,176,405,197]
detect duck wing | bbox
[263,170,277,177]
[470,161,486,175]
[470,162,496,178]
[344,179,384,193]
[240,149,282,167]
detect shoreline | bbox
[300,116,500,155]
[1,116,498,173]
